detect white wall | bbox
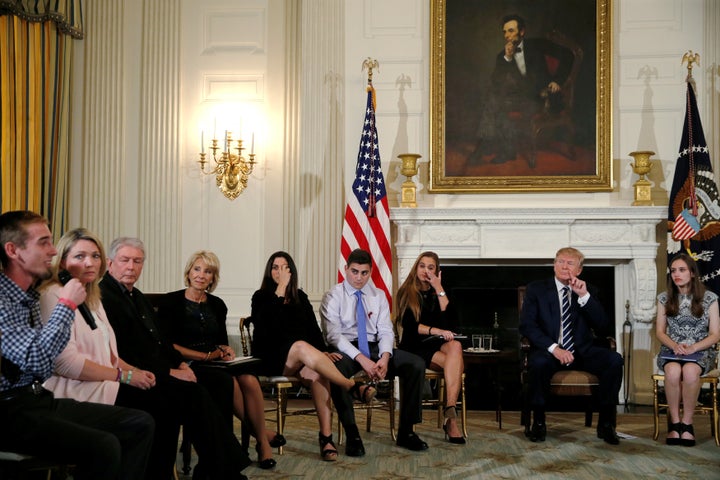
[69,0,720,341]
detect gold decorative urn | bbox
[398,153,421,207]
[629,150,654,206]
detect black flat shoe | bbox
[529,423,546,442]
[680,423,696,447]
[255,444,276,469]
[666,422,682,446]
[396,432,429,451]
[345,435,365,457]
[269,433,287,448]
[597,424,620,445]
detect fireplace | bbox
[442,264,616,341]
[391,205,666,405]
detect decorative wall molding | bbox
[202,74,265,101]
[203,8,265,53]
[363,0,421,38]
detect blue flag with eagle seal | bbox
[667,82,720,295]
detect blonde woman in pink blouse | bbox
[39,229,170,480]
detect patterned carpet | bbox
[178,409,720,480]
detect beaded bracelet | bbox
[125,370,133,384]
[116,368,122,382]
[58,297,77,311]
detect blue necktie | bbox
[354,290,371,357]
[561,286,575,354]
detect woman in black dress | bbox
[397,251,465,444]
[158,250,278,469]
[251,251,376,461]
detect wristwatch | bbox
[437,291,446,297]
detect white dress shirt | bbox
[320,280,394,360]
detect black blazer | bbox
[492,37,573,105]
[519,277,608,356]
[99,273,184,381]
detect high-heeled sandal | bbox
[349,382,377,404]
[318,432,338,462]
[443,406,466,445]
[269,433,287,448]
[666,422,682,446]
[255,444,277,469]
[680,423,696,447]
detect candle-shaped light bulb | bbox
[251,133,255,155]
[201,131,204,153]
[224,130,228,153]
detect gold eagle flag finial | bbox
[361,57,379,84]
[681,50,700,80]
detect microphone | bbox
[57,270,97,330]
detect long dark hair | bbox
[397,251,440,323]
[260,251,300,304]
[665,253,705,317]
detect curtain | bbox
[0,0,83,236]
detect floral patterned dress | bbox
[657,290,718,374]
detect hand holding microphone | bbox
[58,270,97,330]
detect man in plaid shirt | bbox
[0,211,154,480]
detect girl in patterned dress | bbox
[656,253,720,446]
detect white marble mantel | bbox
[391,206,667,326]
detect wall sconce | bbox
[198,131,257,200]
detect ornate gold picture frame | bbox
[429,0,611,193]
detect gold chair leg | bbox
[461,373,468,438]
[652,378,660,441]
[390,379,397,441]
[366,403,373,432]
[276,387,287,455]
[437,378,445,429]
[712,381,719,447]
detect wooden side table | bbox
[462,349,517,429]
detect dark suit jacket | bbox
[519,277,608,356]
[99,273,184,381]
[492,37,572,108]
[155,289,229,352]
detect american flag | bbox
[667,82,720,294]
[338,83,392,306]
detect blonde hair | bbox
[44,228,107,310]
[183,250,221,293]
[555,247,585,267]
[396,251,440,324]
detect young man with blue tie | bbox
[321,248,428,456]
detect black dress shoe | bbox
[345,435,365,457]
[597,424,620,445]
[529,423,546,442]
[396,432,429,451]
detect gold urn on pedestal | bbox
[629,150,654,206]
[398,153,421,207]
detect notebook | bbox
[210,355,256,366]
[659,351,702,362]
[422,334,467,342]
